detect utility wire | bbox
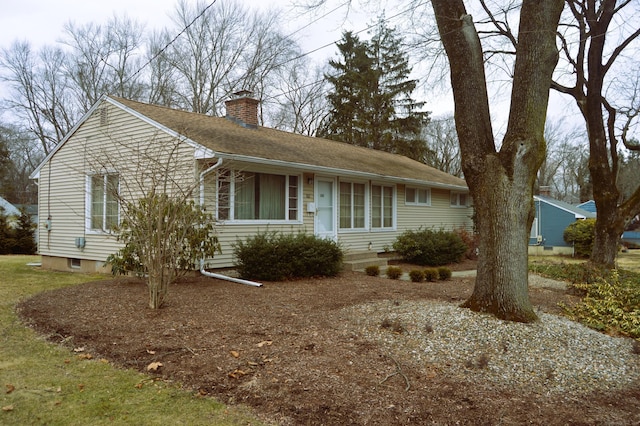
[264,1,430,102]
[125,0,218,84]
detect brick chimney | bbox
[225,90,259,128]
[539,185,552,197]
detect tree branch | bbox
[603,27,640,75]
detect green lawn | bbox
[0,255,259,425]
[618,249,640,273]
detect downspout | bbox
[198,157,263,288]
[199,261,263,287]
[199,157,224,206]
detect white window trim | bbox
[405,186,432,206]
[216,170,303,224]
[530,217,539,239]
[85,172,120,234]
[371,182,396,231]
[338,179,369,232]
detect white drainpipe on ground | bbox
[199,260,263,287]
[197,157,263,288]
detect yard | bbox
[10,254,640,425]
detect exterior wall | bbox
[622,231,640,247]
[204,168,473,268]
[336,184,473,254]
[37,102,198,270]
[37,104,472,272]
[528,245,575,256]
[529,200,576,248]
[41,255,112,273]
[201,162,311,268]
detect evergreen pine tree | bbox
[0,209,12,255]
[13,209,36,254]
[319,22,430,162]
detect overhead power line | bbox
[125,0,218,84]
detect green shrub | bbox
[392,228,467,266]
[365,265,380,276]
[385,266,403,280]
[438,267,452,280]
[563,218,596,258]
[563,269,640,338]
[424,268,439,282]
[409,269,425,282]
[233,231,343,281]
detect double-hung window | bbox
[450,192,469,208]
[217,170,299,221]
[89,173,119,231]
[339,181,366,230]
[371,184,394,229]
[405,187,431,206]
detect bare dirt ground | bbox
[17,260,640,425]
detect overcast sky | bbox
[0,0,584,126]
[0,0,365,61]
[0,0,176,48]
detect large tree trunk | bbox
[462,159,538,322]
[432,0,564,322]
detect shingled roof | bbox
[98,96,468,190]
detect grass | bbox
[617,249,640,273]
[0,255,260,425]
[529,250,640,273]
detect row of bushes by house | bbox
[232,228,477,281]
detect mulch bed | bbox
[17,263,640,425]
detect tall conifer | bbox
[319,22,430,162]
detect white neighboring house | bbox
[30,93,473,273]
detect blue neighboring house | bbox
[529,195,596,256]
[576,200,596,214]
[577,200,640,248]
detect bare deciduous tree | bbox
[167,0,297,118]
[432,0,564,322]
[422,115,462,177]
[92,130,220,309]
[0,42,77,154]
[268,60,330,135]
[552,0,640,267]
[61,15,147,109]
[536,119,589,202]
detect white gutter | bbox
[197,158,263,287]
[199,260,263,287]
[199,157,224,205]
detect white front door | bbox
[315,178,336,240]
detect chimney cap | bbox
[539,185,552,196]
[231,90,254,99]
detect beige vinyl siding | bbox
[201,162,310,268]
[399,187,473,232]
[337,184,473,253]
[38,103,199,263]
[206,223,308,268]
